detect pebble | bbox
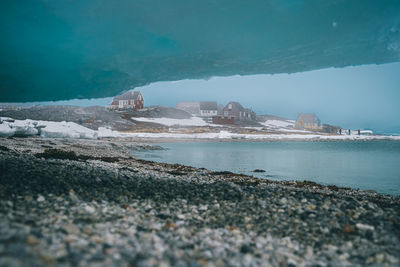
[0,137,399,266]
[356,223,375,231]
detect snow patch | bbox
[133,117,208,126]
[260,120,294,128]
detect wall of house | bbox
[212,116,234,125]
[200,110,218,117]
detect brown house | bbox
[295,113,322,130]
[110,91,144,110]
[222,102,255,121]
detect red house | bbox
[110,91,144,110]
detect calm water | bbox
[134,141,400,195]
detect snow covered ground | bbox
[258,119,312,133]
[1,117,399,141]
[260,119,294,129]
[132,117,209,126]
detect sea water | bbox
[133,141,400,195]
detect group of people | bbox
[338,129,361,135]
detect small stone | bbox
[65,235,76,243]
[280,197,287,204]
[375,253,385,263]
[199,205,208,211]
[82,225,93,235]
[24,195,33,201]
[63,224,80,235]
[91,236,104,244]
[84,204,95,214]
[40,254,56,264]
[356,223,374,231]
[165,223,177,229]
[26,235,39,246]
[37,195,45,202]
[69,190,79,202]
[342,225,355,234]
[307,204,316,210]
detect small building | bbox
[199,101,218,117]
[176,102,200,116]
[295,113,322,130]
[222,102,255,121]
[110,90,144,110]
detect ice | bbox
[1,1,399,102]
[0,118,97,139]
[12,120,39,136]
[38,121,98,139]
[0,123,15,137]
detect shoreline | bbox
[1,137,400,266]
[104,136,400,144]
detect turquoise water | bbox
[134,141,400,195]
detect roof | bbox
[297,113,320,124]
[113,91,141,101]
[225,101,245,111]
[199,101,218,111]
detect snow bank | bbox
[95,128,400,141]
[0,118,97,139]
[260,120,294,128]
[132,117,208,126]
[38,121,98,139]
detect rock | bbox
[84,204,95,214]
[342,225,355,234]
[26,235,39,246]
[36,195,45,202]
[356,223,374,231]
[63,224,80,235]
[82,225,93,235]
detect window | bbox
[228,104,232,109]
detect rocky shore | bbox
[0,137,399,266]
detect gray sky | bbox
[4,62,400,134]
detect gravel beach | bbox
[0,137,399,266]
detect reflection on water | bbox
[134,141,400,195]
